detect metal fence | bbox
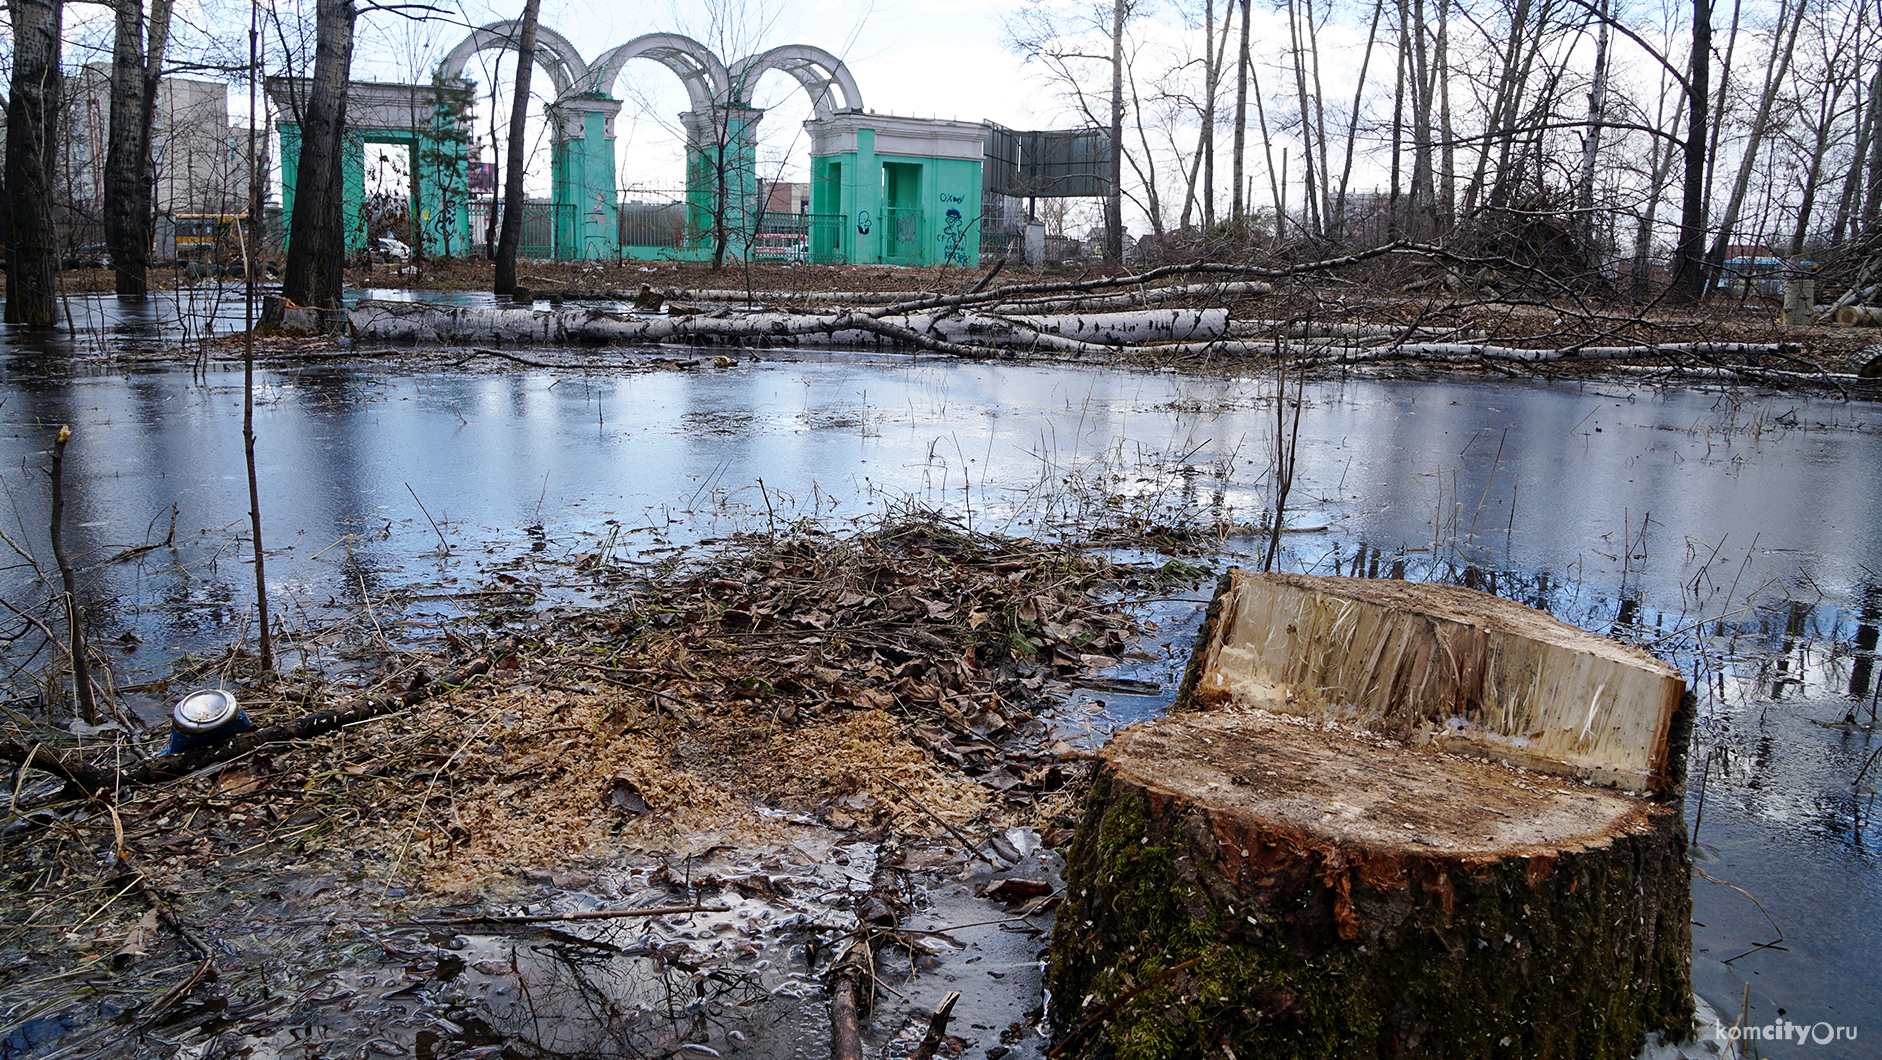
[619,191,695,255]
[803,213,845,264]
[468,202,571,259]
[459,197,854,263]
[882,207,921,264]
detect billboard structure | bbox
[983,124,1112,198]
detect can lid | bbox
[173,688,239,733]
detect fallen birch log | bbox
[1833,305,1882,326]
[349,300,1226,350]
[1853,345,1882,377]
[525,287,917,307]
[1227,319,1481,341]
[1048,570,1694,1060]
[523,280,1271,316]
[1273,339,1802,364]
[986,280,1276,313]
[965,308,1227,344]
[1817,279,1879,323]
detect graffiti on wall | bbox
[938,205,971,267]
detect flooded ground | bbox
[2,298,1879,1058]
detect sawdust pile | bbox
[10,520,1195,900]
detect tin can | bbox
[165,688,255,755]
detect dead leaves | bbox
[26,520,1183,897]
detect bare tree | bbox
[1572,0,1612,243]
[282,0,358,310]
[1668,0,1712,302]
[1703,0,1811,279]
[492,0,540,294]
[103,0,174,298]
[1007,0,1135,259]
[1230,0,1258,223]
[5,0,63,328]
[1329,0,1387,242]
[1106,0,1126,261]
[1827,18,1880,245]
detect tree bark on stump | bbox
[1048,571,1694,1060]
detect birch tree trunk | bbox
[494,0,542,294]
[1231,0,1251,220]
[1105,0,1126,263]
[1573,0,1611,243]
[1702,0,1809,277]
[4,0,63,329]
[105,0,173,299]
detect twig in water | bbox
[1695,865,1786,963]
[47,426,98,725]
[912,991,962,1060]
[1851,739,1882,792]
[758,478,778,538]
[97,505,179,567]
[404,903,731,927]
[1690,750,1713,845]
[405,483,451,553]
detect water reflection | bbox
[0,345,1877,1055]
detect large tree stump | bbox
[1049,571,1695,1060]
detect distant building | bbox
[68,67,255,254]
[762,182,808,215]
[1716,243,1811,297]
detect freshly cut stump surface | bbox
[1048,571,1694,1060]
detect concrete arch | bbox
[440,21,590,100]
[588,33,729,114]
[726,45,863,119]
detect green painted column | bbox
[278,121,303,241]
[928,157,982,267]
[810,154,844,263]
[853,127,879,264]
[682,105,762,259]
[551,96,622,260]
[341,129,368,254]
[272,122,368,256]
[415,121,471,259]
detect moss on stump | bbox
[1048,572,1693,1059]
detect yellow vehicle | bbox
[173,213,247,256]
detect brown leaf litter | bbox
[3,519,1198,907]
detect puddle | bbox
[0,829,1060,1060]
